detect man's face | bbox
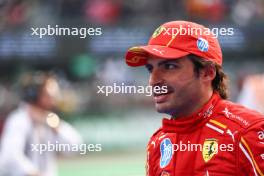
[146,56,204,117]
[38,78,60,111]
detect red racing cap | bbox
[125,21,222,66]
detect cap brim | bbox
[125,45,189,67]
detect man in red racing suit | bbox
[146,93,264,176]
[125,20,264,175]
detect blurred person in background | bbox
[237,73,264,113]
[0,82,18,139]
[0,71,82,176]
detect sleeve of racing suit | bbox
[238,120,264,176]
[146,137,154,176]
[146,128,162,176]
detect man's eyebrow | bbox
[157,59,180,66]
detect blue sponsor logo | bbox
[160,138,173,168]
[197,38,209,52]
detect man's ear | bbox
[199,64,216,82]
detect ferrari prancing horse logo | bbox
[202,138,218,162]
[152,26,166,38]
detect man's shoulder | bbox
[147,128,163,143]
[213,99,264,130]
[5,106,31,129]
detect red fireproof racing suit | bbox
[146,93,264,176]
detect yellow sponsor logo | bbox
[152,26,166,38]
[202,138,218,162]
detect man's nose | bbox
[149,69,163,86]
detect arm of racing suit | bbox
[146,128,163,176]
[238,120,264,176]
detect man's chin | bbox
[155,103,173,114]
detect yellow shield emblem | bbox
[202,138,218,162]
[152,26,166,38]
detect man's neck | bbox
[171,90,213,119]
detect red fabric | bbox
[125,21,222,67]
[146,93,264,175]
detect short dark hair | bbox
[188,54,229,99]
[20,72,56,103]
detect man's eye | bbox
[146,68,152,73]
[164,64,177,70]
[145,65,153,73]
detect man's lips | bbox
[153,91,173,103]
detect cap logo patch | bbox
[152,26,166,38]
[160,138,173,168]
[197,38,209,52]
[127,56,145,64]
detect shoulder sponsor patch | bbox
[223,107,249,126]
[160,138,173,168]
